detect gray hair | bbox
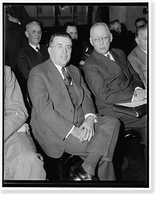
[26,21,41,31]
[90,22,110,38]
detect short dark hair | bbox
[63,22,77,32]
[49,32,72,46]
[135,17,147,28]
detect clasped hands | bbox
[71,116,95,143]
[133,88,147,102]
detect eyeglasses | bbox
[50,44,72,52]
[32,30,42,35]
[93,36,110,44]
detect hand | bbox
[133,88,147,102]
[7,14,19,24]
[79,116,95,142]
[71,127,85,142]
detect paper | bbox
[116,99,147,108]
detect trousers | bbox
[65,116,120,180]
[4,131,46,180]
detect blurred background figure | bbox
[4,5,31,77]
[128,25,147,89]
[64,22,93,72]
[109,19,135,56]
[4,65,46,180]
[109,20,122,50]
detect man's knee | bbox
[100,116,121,129]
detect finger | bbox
[88,131,93,141]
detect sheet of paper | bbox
[116,99,147,107]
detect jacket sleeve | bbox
[79,69,96,115]
[84,62,134,105]
[4,66,28,142]
[17,50,30,80]
[126,57,145,89]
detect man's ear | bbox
[89,38,93,46]
[135,37,139,45]
[48,47,51,55]
[110,33,113,42]
[25,31,29,38]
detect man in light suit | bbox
[27,32,120,181]
[128,25,147,89]
[83,22,147,147]
[4,65,46,180]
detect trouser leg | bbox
[65,116,120,180]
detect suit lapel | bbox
[136,46,147,64]
[47,59,71,100]
[110,50,131,79]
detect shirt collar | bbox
[29,43,40,51]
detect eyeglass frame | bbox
[93,36,111,44]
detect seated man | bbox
[4,65,46,180]
[128,25,147,89]
[83,22,147,148]
[27,32,120,181]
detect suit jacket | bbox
[17,43,49,81]
[128,45,147,89]
[83,49,144,116]
[4,66,28,142]
[27,59,96,158]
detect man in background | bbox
[128,25,147,89]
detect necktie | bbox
[61,67,72,86]
[36,46,43,58]
[106,52,115,62]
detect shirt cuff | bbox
[131,87,143,102]
[85,113,97,123]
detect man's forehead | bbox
[29,24,41,31]
[92,25,110,35]
[53,36,72,44]
[67,26,77,32]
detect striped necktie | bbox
[61,67,72,86]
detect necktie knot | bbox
[61,67,72,86]
[36,46,43,58]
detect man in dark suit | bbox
[17,21,49,112]
[27,32,120,181]
[17,21,49,81]
[83,22,147,147]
